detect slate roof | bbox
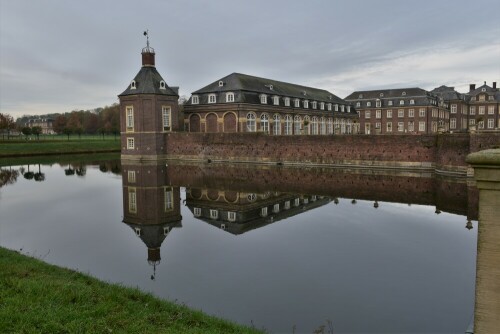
[345,87,430,100]
[468,83,500,99]
[125,221,182,249]
[119,66,178,97]
[190,72,346,105]
[430,85,466,101]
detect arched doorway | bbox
[223,113,237,133]
[206,113,218,133]
[189,114,201,132]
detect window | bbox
[402,91,406,96]
[470,106,476,115]
[294,99,300,107]
[284,201,290,210]
[260,94,267,104]
[192,95,199,104]
[273,204,280,213]
[327,118,333,134]
[478,120,484,129]
[261,207,268,217]
[479,94,485,101]
[419,108,426,117]
[127,138,134,150]
[194,207,201,217]
[130,80,136,89]
[228,212,236,222]
[294,115,301,134]
[218,81,224,87]
[284,115,293,135]
[247,193,257,202]
[320,102,325,110]
[376,110,381,119]
[388,100,393,106]
[469,119,475,125]
[365,111,371,119]
[162,106,171,131]
[398,109,404,118]
[126,106,134,130]
[488,106,495,115]
[294,198,300,206]
[479,106,485,115]
[334,104,339,112]
[356,102,361,107]
[164,187,173,211]
[387,110,392,118]
[303,100,309,108]
[399,100,404,105]
[489,95,494,101]
[327,103,332,111]
[359,94,363,98]
[408,121,414,132]
[367,101,371,107]
[419,121,426,132]
[450,118,456,129]
[210,209,218,219]
[408,109,414,117]
[260,114,269,133]
[273,96,279,105]
[246,113,256,132]
[284,97,290,106]
[376,122,381,129]
[273,114,281,135]
[128,171,136,183]
[340,105,345,112]
[386,122,392,132]
[488,118,494,129]
[311,117,318,135]
[128,188,137,213]
[410,99,415,105]
[432,109,437,118]
[320,117,326,135]
[160,80,166,89]
[376,100,381,107]
[226,92,234,102]
[451,104,457,113]
[208,94,216,103]
[312,101,317,109]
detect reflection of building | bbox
[186,188,331,234]
[184,72,359,135]
[121,162,182,276]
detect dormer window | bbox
[218,81,224,87]
[320,102,325,110]
[399,100,404,105]
[356,102,361,107]
[303,100,309,108]
[130,80,136,89]
[340,105,345,112]
[388,100,393,106]
[160,80,166,89]
[294,99,300,107]
[260,94,267,104]
[410,99,415,105]
[192,95,199,104]
[481,88,486,92]
[376,100,381,107]
[312,101,317,109]
[334,104,339,112]
[284,97,290,106]
[367,101,371,107]
[359,94,363,98]
[402,91,407,96]
[347,106,351,113]
[273,96,279,105]
[226,92,235,103]
[327,103,332,111]
[208,94,216,103]
[269,85,274,90]
[380,93,384,97]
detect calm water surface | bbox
[0,158,477,333]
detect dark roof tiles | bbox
[119,66,178,97]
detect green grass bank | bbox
[0,247,261,334]
[0,136,120,158]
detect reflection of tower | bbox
[122,161,182,279]
[118,32,180,159]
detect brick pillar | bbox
[466,149,500,333]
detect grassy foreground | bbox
[0,247,261,334]
[0,138,120,158]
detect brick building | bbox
[184,73,359,135]
[467,82,500,131]
[430,85,469,132]
[345,88,450,135]
[26,118,55,134]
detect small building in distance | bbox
[344,88,450,135]
[466,82,499,131]
[184,73,359,135]
[25,118,55,134]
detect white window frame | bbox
[162,106,171,131]
[419,121,426,131]
[450,118,456,129]
[194,207,201,217]
[260,94,268,104]
[228,211,236,222]
[479,106,485,115]
[365,111,371,119]
[261,207,268,217]
[327,103,332,111]
[128,188,137,213]
[226,92,235,103]
[284,115,293,135]
[126,106,134,131]
[388,100,393,106]
[303,100,309,108]
[246,113,256,132]
[294,99,300,108]
[294,115,301,134]
[191,95,199,104]
[127,137,135,150]
[312,101,317,109]
[208,94,216,103]
[273,96,279,105]
[376,110,381,119]
[210,209,218,219]
[398,122,404,132]
[164,187,173,211]
[387,110,392,118]
[398,109,404,118]
[320,102,325,110]
[451,104,457,113]
[386,122,392,132]
[260,113,269,133]
[284,97,290,107]
[366,101,371,107]
[376,100,381,108]
[419,108,426,117]
[410,99,415,105]
[273,114,281,135]
[128,171,136,183]
[487,118,494,129]
[400,100,404,105]
[488,106,495,115]
[408,109,414,117]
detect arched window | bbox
[246,113,256,132]
[341,119,346,134]
[273,114,281,135]
[160,80,166,89]
[284,115,293,135]
[320,117,326,135]
[346,119,352,134]
[130,80,136,89]
[294,115,302,134]
[311,117,319,135]
[327,118,333,134]
[304,116,310,135]
[260,113,269,133]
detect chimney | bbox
[493,82,497,89]
[469,83,476,92]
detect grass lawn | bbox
[0,247,261,334]
[0,135,120,158]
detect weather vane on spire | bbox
[142,29,154,53]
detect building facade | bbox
[184,73,359,135]
[26,118,55,134]
[430,85,470,132]
[466,82,500,131]
[345,88,450,135]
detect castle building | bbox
[25,118,55,134]
[183,73,359,135]
[466,82,500,131]
[118,38,180,159]
[430,85,470,132]
[344,88,450,135]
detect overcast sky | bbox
[1,0,499,119]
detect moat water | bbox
[0,156,477,333]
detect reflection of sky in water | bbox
[0,162,477,333]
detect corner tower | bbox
[119,32,180,160]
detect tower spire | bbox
[141,29,155,67]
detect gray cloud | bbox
[1,0,499,118]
